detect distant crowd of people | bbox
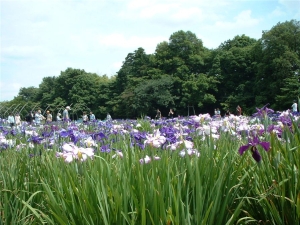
[154,100,298,120]
[3,100,299,127]
[4,105,114,128]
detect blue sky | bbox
[1,0,299,101]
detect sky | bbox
[1,0,299,101]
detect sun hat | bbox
[66,106,71,110]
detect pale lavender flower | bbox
[144,129,166,148]
[179,149,200,157]
[166,140,194,151]
[57,142,94,163]
[83,137,97,148]
[112,151,124,158]
[139,155,151,164]
[153,156,161,160]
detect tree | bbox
[181,73,218,109]
[153,30,208,113]
[115,48,150,95]
[133,75,176,118]
[276,72,300,107]
[254,20,300,109]
[35,76,57,106]
[210,35,257,113]
[113,48,151,117]
[18,86,39,101]
[54,68,87,104]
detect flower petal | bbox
[252,149,261,162]
[259,142,270,151]
[238,144,250,155]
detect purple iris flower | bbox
[136,142,145,150]
[238,136,270,162]
[28,135,44,144]
[0,143,8,150]
[51,125,60,131]
[59,130,70,138]
[70,133,80,144]
[252,103,274,118]
[92,132,107,141]
[278,115,292,127]
[101,144,111,153]
[132,132,146,141]
[42,130,53,138]
[1,129,9,136]
[267,124,283,137]
[9,129,17,136]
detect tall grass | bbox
[0,118,299,224]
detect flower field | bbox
[0,109,299,224]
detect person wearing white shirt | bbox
[35,110,45,125]
[8,113,15,127]
[292,100,298,112]
[57,113,62,121]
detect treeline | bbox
[1,20,299,120]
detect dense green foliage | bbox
[1,20,299,119]
[0,115,299,224]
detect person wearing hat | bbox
[46,110,52,122]
[63,106,71,121]
[56,112,62,121]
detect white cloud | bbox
[127,0,152,10]
[279,0,300,17]
[279,0,300,11]
[2,46,43,57]
[121,0,229,22]
[0,82,22,101]
[215,10,260,29]
[270,6,286,17]
[171,7,203,21]
[139,3,173,18]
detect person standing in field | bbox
[15,113,21,126]
[106,113,112,121]
[63,106,71,121]
[155,109,161,119]
[89,111,96,121]
[46,111,52,122]
[292,100,298,113]
[216,108,221,118]
[236,105,242,116]
[82,112,89,124]
[8,112,15,127]
[168,109,174,118]
[26,111,34,125]
[35,110,45,125]
[225,109,231,117]
[56,113,62,121]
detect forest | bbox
[0,19,299,120]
